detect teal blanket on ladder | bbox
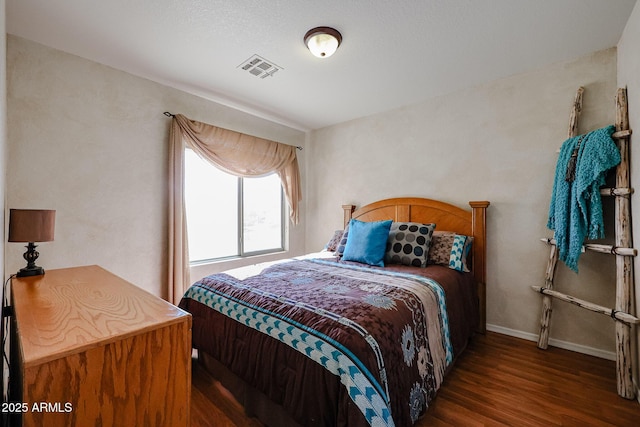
[547,125,620,272]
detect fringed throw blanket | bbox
[180,258,477,426]
[548,125,620,271]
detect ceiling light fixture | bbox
[304,27,342,58]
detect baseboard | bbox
[486,324,616,361]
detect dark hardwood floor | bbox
[190,332,640,426]
[190,361,262,427]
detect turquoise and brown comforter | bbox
[179,255,478,426]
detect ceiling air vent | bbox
[238,54,282,79]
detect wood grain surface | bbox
[11,265,192,427]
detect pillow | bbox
[335,225,350,257]
[385,222,436,267]
[324,230,344,252]
[342,219,393,267]
[428,232,473,272]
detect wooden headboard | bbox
[342,197,490,333]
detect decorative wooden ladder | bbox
[533,87,639,400]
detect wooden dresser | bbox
[9,265,192,427]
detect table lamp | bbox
[8,209,56,277]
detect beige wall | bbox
[0,1,6,280]
[6,35,306,298]
[307,48,620,358]
[618,0,640,399]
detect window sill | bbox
[189,250,287,267]
[189,251,289,281]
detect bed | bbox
[179,197,489,426]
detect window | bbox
[184,149,285,263]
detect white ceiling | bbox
[6,0,638,131]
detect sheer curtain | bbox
[168,114,302,303]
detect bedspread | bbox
[179,257,478,426]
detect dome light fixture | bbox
[304,27,342,58]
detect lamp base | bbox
[16,266,45,277]
[16,242,45,277]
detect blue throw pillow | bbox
[342,219,393,267]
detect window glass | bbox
[185,149,238,261]
[184,149,284,262]
[243,174,283,253]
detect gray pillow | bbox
[384,222,436,267]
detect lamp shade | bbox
[304,27,342,58]
[8,209,56,243]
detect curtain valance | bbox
[173,114,302,223]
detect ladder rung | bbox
[585,243,637,256]
[541,238,637,256]
[612,129,632,139]
[600,187,634,196]
[532,286,640,325]
[555,130,631,152]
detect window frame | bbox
[185,149,286,264]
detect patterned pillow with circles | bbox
[384,222,436,267]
